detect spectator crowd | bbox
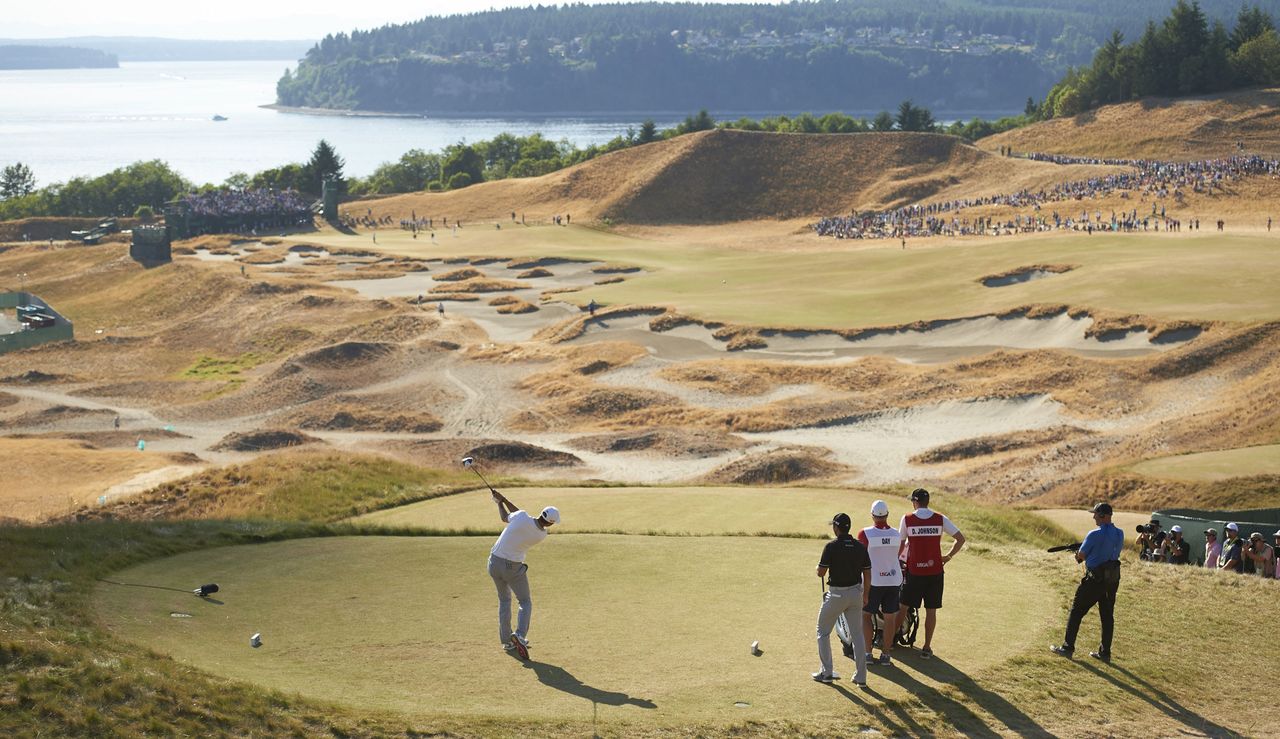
[1135,517,1279,578]
[814,153,1280,240]
[182,188,313,236]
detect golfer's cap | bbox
[539,506,561,525]
[910,488,930,503]
[830,512,852,529]
[1170,525,1182,533]
[871,500,890,517]
[1226,522,1239,531]
[1090,502,1113,516]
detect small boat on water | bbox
[211,115,228,122]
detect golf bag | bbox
[896,605,919,647]
[836,612,861,658]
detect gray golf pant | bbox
[817,584,867,682]
[488,554,532,644]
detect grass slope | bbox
[1129,444,1280,481]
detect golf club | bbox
[1047,542,1082,553]
[461,456,498,495]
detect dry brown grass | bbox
[210,429,323,452]
[568,428,751,457]
[429,278,527,294]
[983,87,1280,160]
[489,296,538,314]
[433,267,484,282]
[344,129,1127,226]
[516,267,553,278]
[0,437,200,521]
[912,426,1092,464]
[282,404,443,434]
[700,446,850,485]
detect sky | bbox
[5,0,765,41]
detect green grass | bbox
[1129,444,1280,481]
[300,228,1280,327]
[93,535,1052,730]
[114,452,482,522]
[179,352,267,382]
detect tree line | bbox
[1,99,1006,220]
[1039,1,1279,118]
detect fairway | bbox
[295,227,1280,327]
[94,535,1052,729]
[353,486,901,535]
[1128,444,1280,481]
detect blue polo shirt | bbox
[1079,522,1124,569]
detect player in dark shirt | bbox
[813,513,872,685]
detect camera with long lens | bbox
[1135,523,1166,561]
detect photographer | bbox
[1164,525,1191,565]
[1217,523,1243,574]
[1244,533,1275,578]
[1135,518,1166,562]
[1051,502,1124,663]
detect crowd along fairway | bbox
[94,535,1053,730]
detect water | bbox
[0,60,683,186]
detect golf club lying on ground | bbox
[461,456,497,495]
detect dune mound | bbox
[295,341,397,369]
[1,370,72,384]
[911,426,1090,464]
[9,405,114,427]
[569,429,750,457]
[702,447,849,485]
[355,129,1123,224]
[385,438,581,468]
[288,406,443,434]
[466,441,581,467]
[0,391,15,407]
[982,87,1280,160]
[211,429,323,452]
[434,267,484,282]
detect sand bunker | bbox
[981,265,1075,288]
[570,309,1196,363]
[741,394,1077,484]
[329,260,611,343]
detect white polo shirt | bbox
[490,510,548,562]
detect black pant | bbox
[1062,572,1119,655]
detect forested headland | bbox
[0,45,117,70]
[275,0,1254,115]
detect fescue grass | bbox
[95,451,482,522]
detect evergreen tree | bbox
[636,119,658,144]
[1231,4,1276,50]
[305,139,346,196]
[0,162,36,200]
[894,100,936,131]
[871,110,895,131]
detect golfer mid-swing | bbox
[488,489,560,659]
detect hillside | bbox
[983,87,1280,160]
[362,129,1129,225]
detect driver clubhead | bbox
[462,456,475,468]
